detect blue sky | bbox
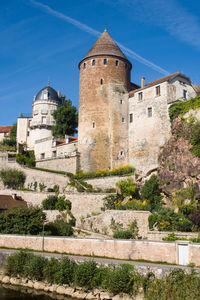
[0,0,200,125]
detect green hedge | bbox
[0,168,26,189]
[5,252,200,299]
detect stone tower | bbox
[78,30,132,171]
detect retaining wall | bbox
[0,235,200,266]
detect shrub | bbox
[42,195,58,210]
[54,257,76,285]
[55,197,72,211]
[43,257,60,283]
[141,175,162,210]
[149,208,193,232]
[113,230,133,239]
[116,199,151,211]
[0,206,45,235]
[45,219,73,236]
[0,168,26,189]
[16,150,35,167]
[73,165,135,180]
[189,207,200,227]
[106,264,139,295]
[24,255,46,281]
[4,251,33,277]
[116,177,138,197]
[74,261,99,289]
[102,194,119,210]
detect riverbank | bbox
[0,273,143,300]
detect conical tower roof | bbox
[80,30,130,65]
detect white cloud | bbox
[29,0,169,75]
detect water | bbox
[0,285,76,300]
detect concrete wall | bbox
[0,235,200,266]
[80,210,151,238]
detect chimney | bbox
[141,76,145,88]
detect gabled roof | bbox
[193,83,200,93]
[0,126,12,134]
[79,30,131,66]
[129,72,191,97]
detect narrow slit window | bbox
[183,89,187,99]
[92,59,95,66]
[104,58,107,65]
[100,78,103,85]
[148,107,152,117]
[83,62,86,69]
[92,121,96,128]
[120,99,123,104]
[130,113,133,123]
[122,117,125,123]
[116,60,119,67]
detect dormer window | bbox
[92,59,95,66]
[43,90,48,100]
[104,58,107,65]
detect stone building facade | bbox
[16,30,199,175]
[78,30,199,174]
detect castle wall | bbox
[129,82,171,173]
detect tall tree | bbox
[52,99,78,137]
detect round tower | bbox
[31,85,63,145]
[78,30,132,171]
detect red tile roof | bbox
[129,72,191,97]
[0,126,12,134]
[0,194,27,210]
[194,83,200,92]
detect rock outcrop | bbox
[158,117,200,196]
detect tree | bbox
[52,99,78,137]
[0,168,26,189]
[141,175,162,210]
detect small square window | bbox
[148,107,152,117]
[122,117,125,123]
[183,89,187,99]
[104,58,107,65]
[92,59,95,66]
[130,113,133,123]
[138,92,143,101]
[156,85,160,96]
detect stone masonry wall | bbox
[80,210,151,239]
[0,160,69,192]
[0,190,105,223]
[85,174,135,189]
[36,155,78,174]
[1,235,200,266]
